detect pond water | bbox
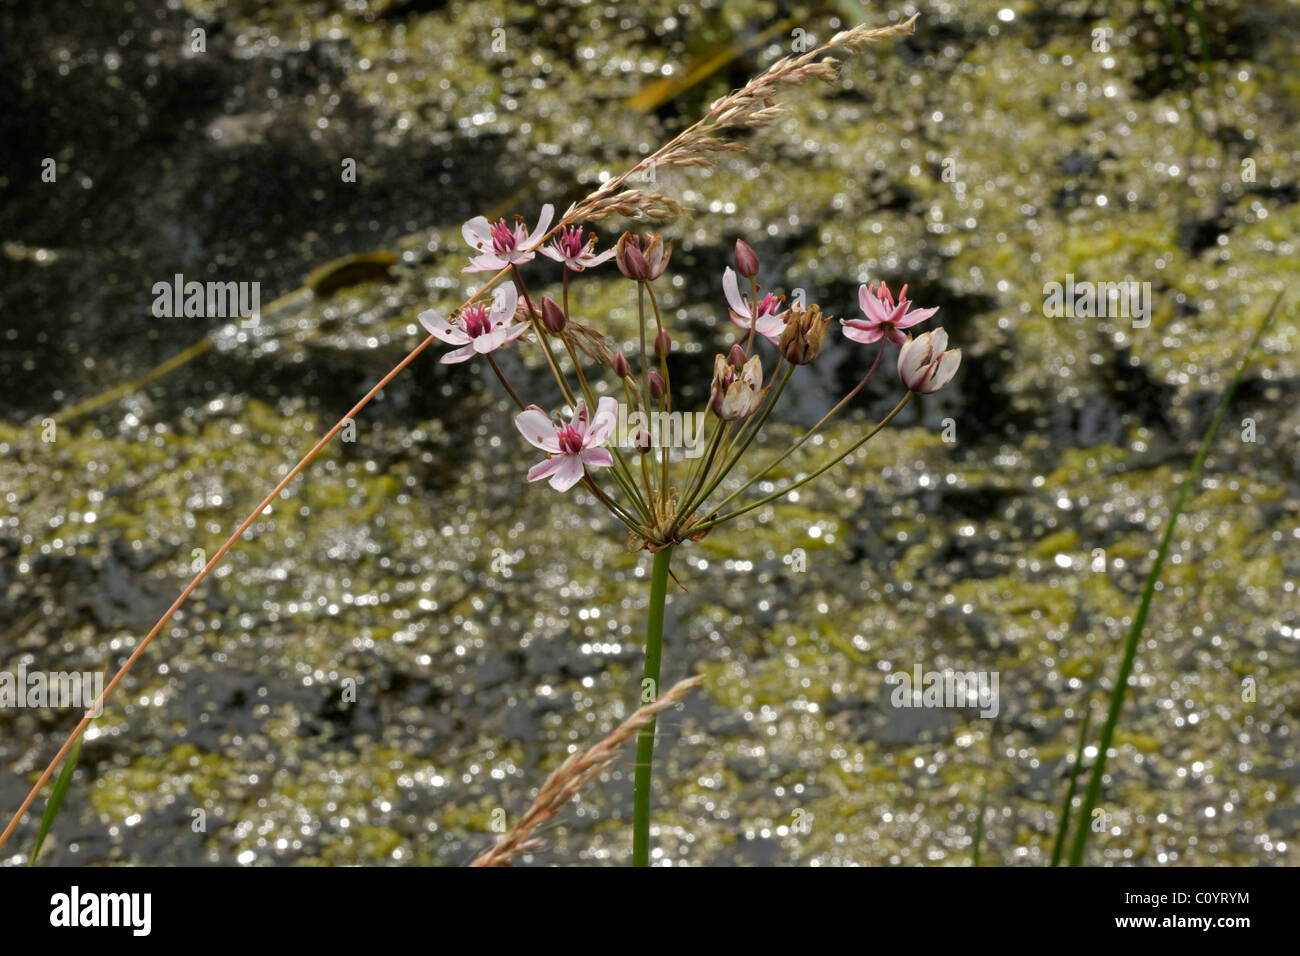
[1,0,1296,865]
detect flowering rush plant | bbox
[3,15,959,867]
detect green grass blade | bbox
[972,721,999,866]
[1067,290,1284,867]
[28,732,83,866]
[1049,672,1097,867]
[972,768,990,867]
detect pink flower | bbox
[540,226,615,272]
[897,328,961,394]
[515,397,618,492]
[419,283,526,364]
[841,281,938,346]
[723,267,788,344]
[462,204,555,273]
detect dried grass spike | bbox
[470,676,705,867]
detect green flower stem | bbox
[486,354,526,411]
[512,265,577,408]
[645,286,673,497]
[742,275,760,356]
[674,418,730,528]
[637,284,652,428]
[688,391,912,537]
[709,340,886,516]
[723,354,787,460]
[557,332,651,523]
[561,336,599,411]
[676,362,795,531]
[551,271,651,523]
[633,545,674,867]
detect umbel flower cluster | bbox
[421,219,960,552]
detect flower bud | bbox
[710,353,768,421]
[728,344,748,369]
[648,370,666,399]
[616,232,672,281]
[540,295,566,333]
[654,329,672,357]
[611,351,631,378]
[897,328,961,394]
[778,304,830,365]
[635,429,653,453]
[640,234,672,280]
[734,238,760,278]
[615,232,651,280]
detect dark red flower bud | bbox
[540,295,566,333]
[611,351,631,378]
[648,370,666,399]
[734,238,760,278]
[654,329,671,358]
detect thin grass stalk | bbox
[1066,290,1283,866]
[1050,674,1097,867]
[972,720,1000,867]
[0,324,452,852]
[471,675,703,867]
[972,769,990,867]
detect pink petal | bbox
[915,361,941,392]
[473,331,505,353]
[500,322,530,344]
[490,282,519,321]
[722,267,750,319]
[898,305,938,328]
[858,284,875,316]
[548,455,585,492]
[927,349,961,392]
[859,285,891,324]
[897,334,928,383]
[584,396,619,447]
[525,204,555,248]
[418,309,470,345]
[462,216,493,251]
[463,254,506,273]
[581,447,614,469]
[527,456,566,483]
[755,313,786,344]
[840,319,884,344]
[516,408,561,452]
[440,343,479,364]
